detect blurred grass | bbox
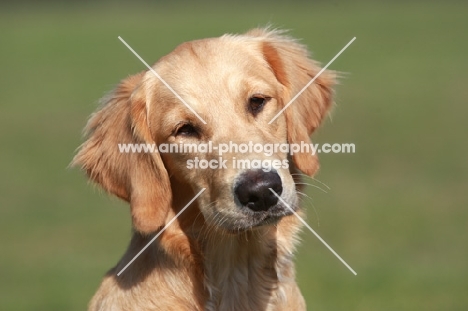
[1,1,467,310]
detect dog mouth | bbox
[252,204,295,226]
[220,203,296,234]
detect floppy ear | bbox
[253,28,336,176]
[72,72,172,234]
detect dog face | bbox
[73,29,335,234]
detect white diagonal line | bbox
[117,188,206,276]
[268,37,356,124]
[118,36,207,124]
[269,188,357,275]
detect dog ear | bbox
[72,72,172,234]
[254,28,336,176]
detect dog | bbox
[73,28,335,311]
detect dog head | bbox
[72,28,335,234]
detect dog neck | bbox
[112,207,301,311]
[181,213,300,310]
[120,179,303,310]
[200,228,283,310]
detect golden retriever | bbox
[73,28,335,311]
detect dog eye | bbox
[248,95,270,115]
[175,124,198,137]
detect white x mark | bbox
[117,188,206,276]
[269,188,357,275]
[118,36,207,124]
[268,37,356,124]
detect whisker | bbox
[294,182,328,193]
[296,190,320,226]
[310,177,331,190]
[291,173,331,190]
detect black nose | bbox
[234,169,283,212]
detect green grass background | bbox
[1,1,467,310]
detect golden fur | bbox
[73,28,335,311]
